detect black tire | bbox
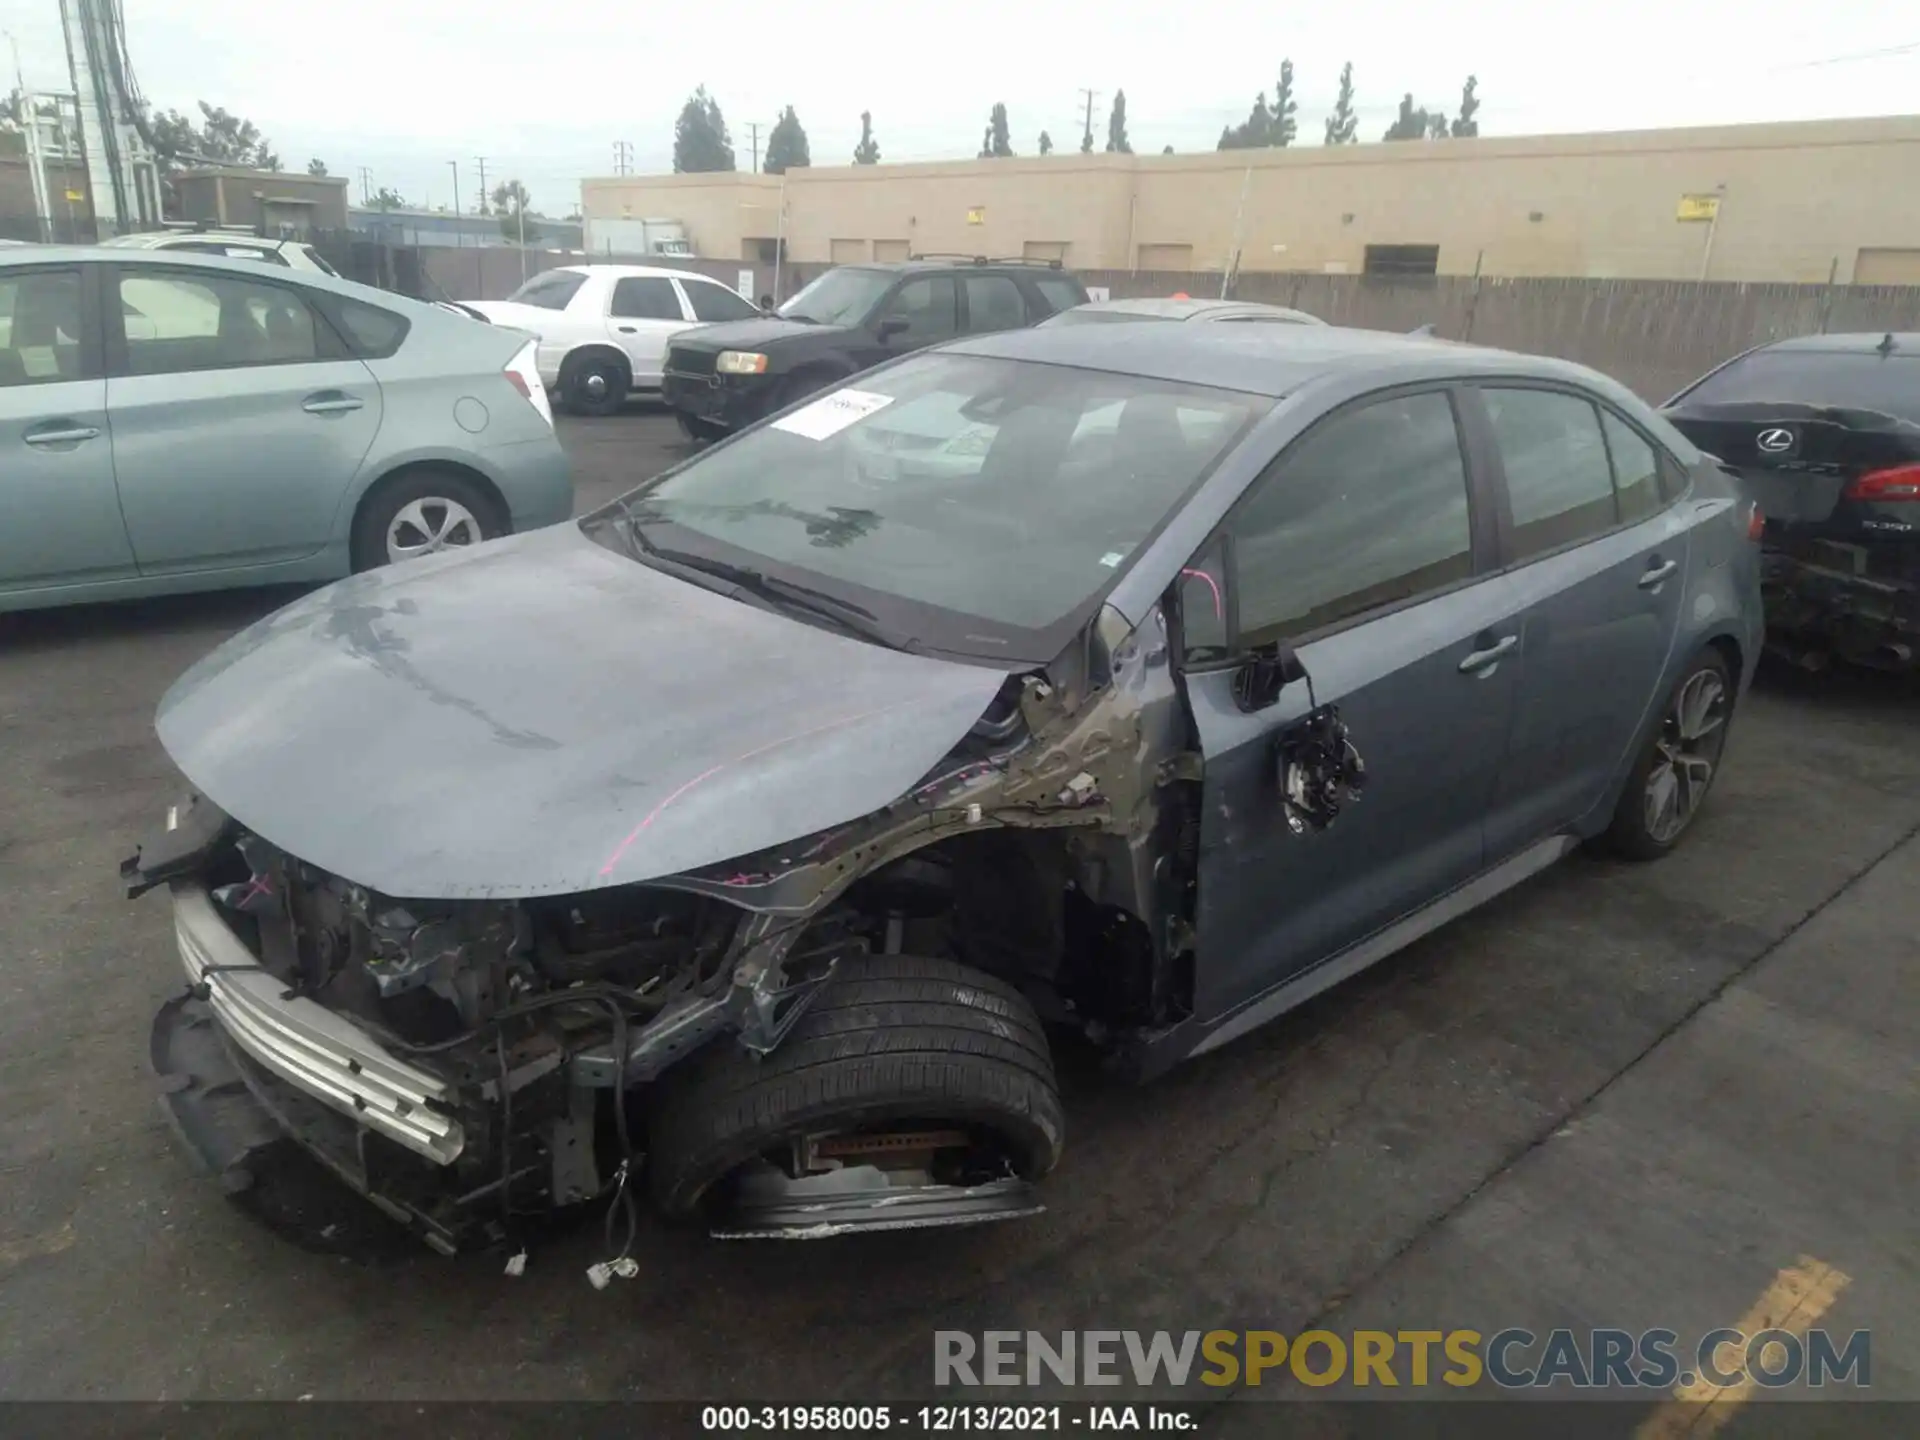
[349,468,507,573]
[676,412,727,444]
[561,351,629,417]
[646,953,1065,1218]
[1598,648,1736,861]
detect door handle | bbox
[1458,634,1518,674]
[617,325,638,334]
[23,424,101,446]
[1638,558,1680,589]
[302,394,364,415]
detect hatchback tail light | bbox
[504,339,553,428]
[1746,501,1766,542]
[1843,463,1920,502]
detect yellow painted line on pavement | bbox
[1635,1255,1851,1440]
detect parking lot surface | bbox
[0,409,1914,1410]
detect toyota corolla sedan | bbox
[127,323,1761,1255]
[1,247,571,613]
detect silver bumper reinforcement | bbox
[171,882,465,1164]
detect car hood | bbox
[154,523,1009,901]
[668,317,854,353]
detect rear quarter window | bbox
[1035,276,1088,315]
[318,296,411,359]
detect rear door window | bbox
[117,270,330,374]
[610,277,684,320]
[962,275,1026,334]
[1675,350,1920,423]
[1482,387,1618,560]
[878,276,960,345]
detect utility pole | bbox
[747,121,761,172]
[613,140,633,176]
[1078,89,1100,151]
[474,156,489,219]
[358,166,372,205]
[449,159,461,247]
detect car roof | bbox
[0,243,454,314]
[1757,332,1918,356]
[96,231,288,250]
[947,321,1591,398]
[549,263,732,282]
[1072,296,1321,324]
[836,260,1069,277]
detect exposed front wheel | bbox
[562,353,629,417]
[349,469,506,572]
[1599,649,1735,860]
[646,953,1064,1235]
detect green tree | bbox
[305,157,328,176]
[764,105,811,174]
[978,102,1013,158]
[1218,92,1272,150]
[368,186,405,211]
[1384,93,1446,141]
[1272,60,1298,147]
[1162,144,1174,154]
[144,101,279,171]
[853,110,880,164]
[1323,62,1358,145]
[1105,89,1132,153]
[490,178,542,244]
[1038,130,1054,155]
[672,85,736,173]
[1450,76,1481,137]
[1,88,59,130]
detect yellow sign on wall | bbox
[966,207,985,225]
[64,190,84,203]
[1676,194,1720,222]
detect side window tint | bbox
[1035,276,1085,314]
[684,281,758,322]
[963,276,1026,334]
[610,277,684,320]
[1232,391,1474,642]
[1483,388,1617,559]
[1602,411,1664,523]
[325,297,410,358]
[119,271,323,374]
[0,269,86,385]
[880,277,959,344]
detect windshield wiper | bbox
[614,514,916,651]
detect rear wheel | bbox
[349,468,505,572]
[1599,649,1735,860]
[561,352,629,417]
[646,953,1064,1230]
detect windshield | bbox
[1048,307,1180,326]
[583,353,1270,659]
[1674,350,1920,423]
[778,268,894,325]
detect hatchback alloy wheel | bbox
[1644,667,1728,844]
[385,497,484,563]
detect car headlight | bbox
[716,351,769,376]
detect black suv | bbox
[1663,332,1919,671]
[662,258,1089,439]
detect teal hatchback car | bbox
[0,247,573,613]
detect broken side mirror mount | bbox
[1274,703,1368,835]
[1231,639,1306,714]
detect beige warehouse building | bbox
[581,114,1920,285]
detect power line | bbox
[1078,89,1101,151]
[357,165,371,205]
[612,140,633,176]
[747,121,761,172]
[475,155,489,216]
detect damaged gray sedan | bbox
[129,323,1763,1252]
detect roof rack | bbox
[906,252,1065,270]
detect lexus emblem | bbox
[1756,427,1795,454]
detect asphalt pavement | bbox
[0,408,1914,1422]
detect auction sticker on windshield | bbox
[773,388,895,441]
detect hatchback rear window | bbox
[1675,350,1920,423]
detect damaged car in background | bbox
[128,323,1762,1257]
[1662,331,1919,672]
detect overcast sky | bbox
[2,0,1916,214]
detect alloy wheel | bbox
[1644,668,1728,844]
[385,497,484,563]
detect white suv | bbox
[98,230,342,276]
[463,264,764,416]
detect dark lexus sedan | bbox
[129,323,1761,1257]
